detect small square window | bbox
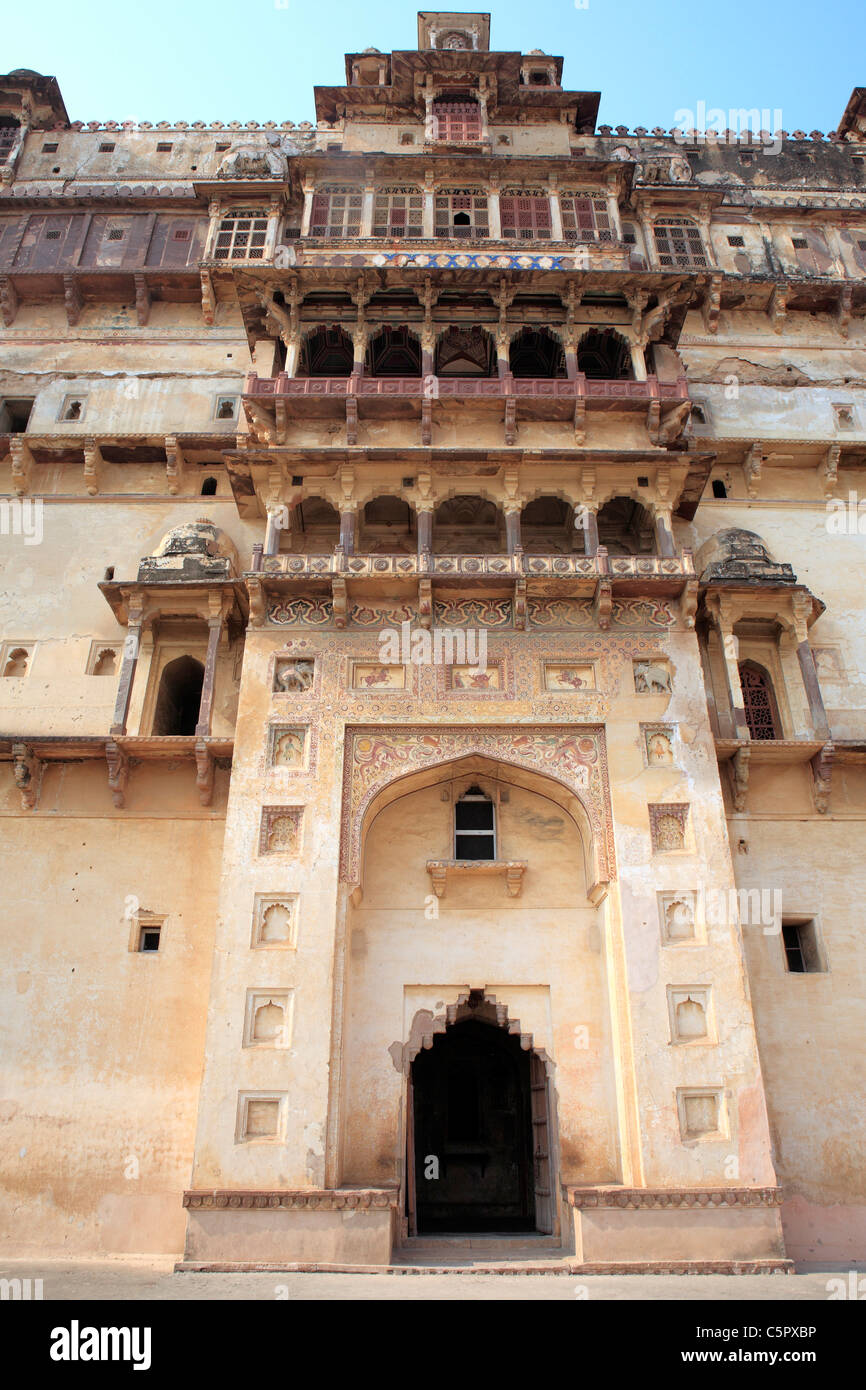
[782,918,825,973]
[99,142,116,153]
[172,228,191,241]
[59,395,87,423]
[45,229,61,240]
[42,142,59,154]
[156,142,173,153]
[106,227,125,241]
[138,924,161,952]
[791,236,808,249]
[215,395,238,420]
[216,142,230,152]
[727,234,745,247]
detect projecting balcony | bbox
[256,551,693,582]
[242,371,691,447]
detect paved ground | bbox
[1,1257,859,1300]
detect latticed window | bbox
[213,208,269,261]
[739,662,781,740]
[560,192,613,243]
[500,190,552,240]
[432,101,482,142]
[653,217,708,268]
[309,186,363,238]
[435,188,489,239]
[373,187,424,238]
[0,124,19,166]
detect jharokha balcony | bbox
[242,370,692,447]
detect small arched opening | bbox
[576,328,633,380]
[360,494,415,553]
[596,497,655,555]
[280,496,341,553]
[521,496,577,554]
[299,325,353,377]
[433,494,504,555]
[509,327,565,379]
[151,656,204,736]
[366,325,421,377]
[434,325,496,377]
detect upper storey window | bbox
[435,188,489,240]
[213,208,269,261]
[310,186,363,238]
[560,192,613,244]
[653,217,709,269]
[433,100,482,143]
[373,187,424,239]
[500,190,552,240]
[0,120,20,165]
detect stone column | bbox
[488,179,502,241]
[548,181,564,242]
[653,506,676,557]
[300,180,315,238]
[495,329,510,379]
[630,341,648,380]
[792,594,831,740]
[708,595,750,740]
[352,324,369,377]
[264,509,282,557]
[505,504,522,556]
[110,606,144,736]
[360,180,375,239]
[195,615,223,739]
[339,506,357,557]
[417,504,434,556]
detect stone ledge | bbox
[565,1186,784,1210]
[175,1258,794,1276]
[182,1188,399,1212]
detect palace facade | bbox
[1,13,865,1270]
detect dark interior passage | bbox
[411,1019,536,1233]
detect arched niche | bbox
[151,655,204,736]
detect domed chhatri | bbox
[138,519,239,580]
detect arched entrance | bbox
[405,992,554,1237]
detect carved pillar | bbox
[792,595,831,740]
[360,179,375,239]
[300,180,315,238]
[488,177,502,241]
[417,504,434,556]
[264,509,282,557]
[505,504,522,556]
[707,595,750,739]
[423,82,436,142]
[495,329,510,379]
[548,178,564,241]
[653,506,676,557]
[583,506,599,556]
[630,341,648,380]
[195,614,223,738]
[339,506,357,557]
[605,170,623,241]
[110,606,144,737]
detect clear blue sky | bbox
[4,0,864,135]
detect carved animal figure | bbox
[634,661,671,694]
[276,660,314,692]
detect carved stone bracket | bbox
[105,739,129,809]
[426,859,527,898]
[134,273,151,326]
[744,443,763,498]
[504,396,517,446]
[592,577,612,630]
[702,274,722,334]
[836,284,853,339]
[10,436,33,497]
[165,435,185,496]
[418,576,432,630]
[63,274,83,327]
[12,742,42,811]
[680,577,699,629]
[332,575,347,628]
[247,575,266,627]
[83,438,102,496]
[730,744,751,813]
[345,396,358,447]
[810,742,833,814]
[768,284,787,334]
[0,275,19,327]
[194,739,215,807]
[514,575,527,630]
[200,269,215,325]
[820,443,840,497]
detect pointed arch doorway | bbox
[405,992,555,1236]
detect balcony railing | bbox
[245,372,689,403]
[257,551,694,580]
